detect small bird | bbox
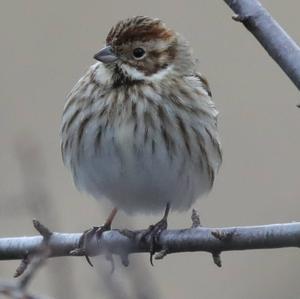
[61,16,222,260]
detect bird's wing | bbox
[193,73,212,97]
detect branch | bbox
[1,222,300,265]
[223,0,300,91]
[0,220,54,299]
[0,281,53,299]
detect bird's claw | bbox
[74,224,111,267]
[141,217,168,266]
[72,208,118,267]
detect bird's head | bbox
[94,16,194,82]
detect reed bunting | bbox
[61,16,222,260]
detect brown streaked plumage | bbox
[106,16,174,46]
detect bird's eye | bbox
[132,48,145,59]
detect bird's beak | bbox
[93,45,118,63]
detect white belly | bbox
[73,123,211,214]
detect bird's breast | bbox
[62,79,221,214]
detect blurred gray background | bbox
[0,1,299,298]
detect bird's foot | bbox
[70,208,118,267]
[141,203,170,265]
[70,224,111,267]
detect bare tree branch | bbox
[0,222,300,264]
[223,0,300,91]
[0,281,54,299]
[0,220,55,299]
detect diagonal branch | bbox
[0,222,300,264]
[223,0,300,91]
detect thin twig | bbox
[191,209,202,228]
[0,281,54,299]
[223,0,300,91]
[212,252,222,268]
